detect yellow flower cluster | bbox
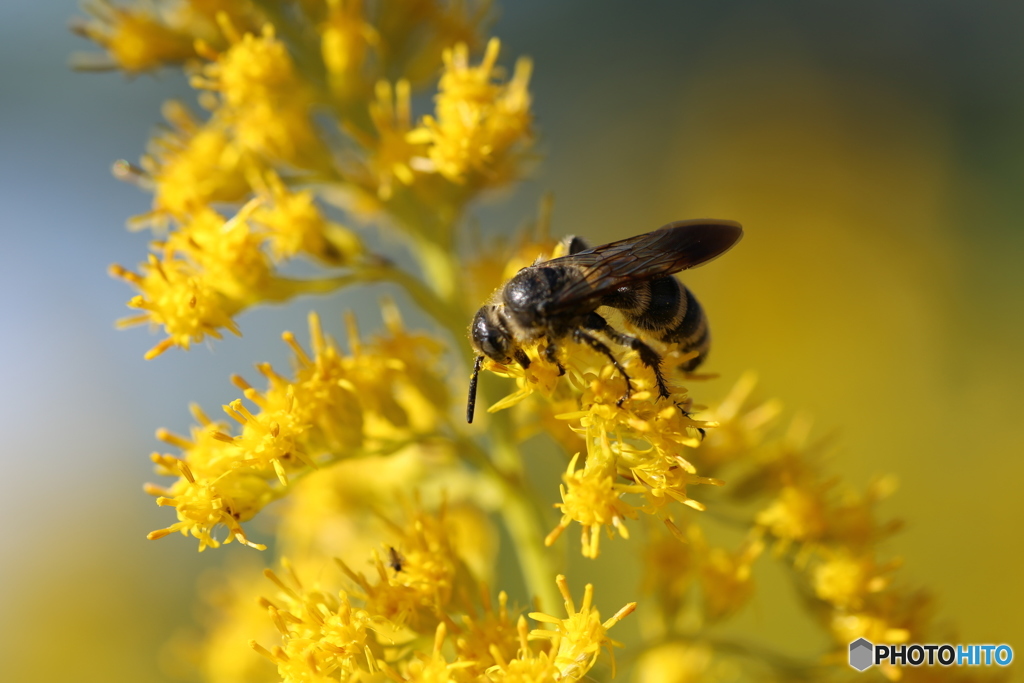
[145,309,450,550]
[631,379,968,681]
[757,466,919,674]
[250,507,632,683]
[408,38,533,185]
[110,194,362,359]
[194,19,331,172]
[84,1,532,359]
[71,0,204,72]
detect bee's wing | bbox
[543,219,743,311]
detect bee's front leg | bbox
[571,328,633,405]
[582,313,671,400]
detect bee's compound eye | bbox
[471,307,511,362]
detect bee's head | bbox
[468,305,515,424]
[470,304,513,363]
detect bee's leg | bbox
[513,347,532,369]
[571,328,633,405]
[543,342,566,376]
[582,313,671,400]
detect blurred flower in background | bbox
[1,1,1022,682]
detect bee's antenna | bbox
[467,356,483,423]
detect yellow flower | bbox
[485,615,561,682]
[160,203,274,301]
[342,303,452,441]
[137,101,254,222]
[811,549,895,611]
[195,20,296,108]
[145,458,274,551]
[153,403,240,479]
[274,446,501,594]
[545,454,641,559]
[77,2,980,681]
[253,563,383,681]
[250,170,364,264]
[193,20,328,170]
[826,590,924,682]
[756,475,901,558]
[363,79,424,200]
[109,255,243,359]
[275,448,435,566]
[221,397,314,486]
[408,38,533,185]
[392,623,478,682]
[528,575,635,681]
[244,320,366,457]
[488,650,561,683]
[71,0,195,72]
[482,340,567,417]
[336,503,464,632]
[452,590,521,676]
[755,483,830,552]
[690,528,763,623]
[251,503,509,681]
[112,200,306,358]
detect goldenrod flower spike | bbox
[144,310,458,550]
[74,1,982,679]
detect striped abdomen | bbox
[601,276,710,371]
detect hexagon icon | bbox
[849,638,874,671]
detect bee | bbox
[467,219,743,423]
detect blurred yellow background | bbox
[2,1,1021,681]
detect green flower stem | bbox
[407,230,461,306]
[270,261,464,334]
[458,430,561,613]
[501,475,561,613]
[406,231,561,614]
